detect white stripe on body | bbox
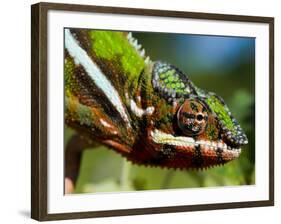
[64,29,131,127]
[130,99,154,118]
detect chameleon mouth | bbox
[151,129,241,158]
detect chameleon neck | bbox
[64,29,157,149]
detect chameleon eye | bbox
[177,99,209,136]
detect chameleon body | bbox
[64,28,248,171]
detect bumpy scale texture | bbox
[64,29,248,170]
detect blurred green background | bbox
[65,31,255,193]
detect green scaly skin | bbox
[64,28,248,169]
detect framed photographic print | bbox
[31,2,274,221]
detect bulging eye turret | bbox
[177,99,209,136]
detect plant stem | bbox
[120,159,131,190]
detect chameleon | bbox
[64,28,248,192]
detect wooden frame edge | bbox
[39,200,273,221]
[31,3,48,221]
[268,18,274,205]
[37,2,274,23]
[31,3,40,220]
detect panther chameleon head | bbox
[150,61,248,168]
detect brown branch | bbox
[64,134,96,194]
